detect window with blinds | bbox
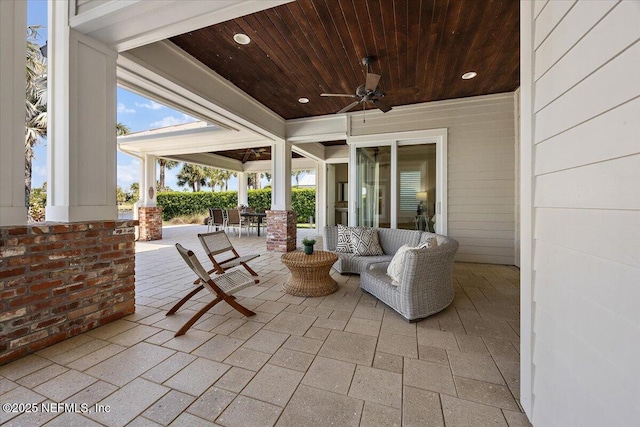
[399,171,421,211]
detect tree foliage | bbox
[177,163,209,191]
[158,158,179,191]
[25,26,47,206]
[156,188,316,223]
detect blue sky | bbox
[27,0,310,192]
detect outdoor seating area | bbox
[207,207,268,237]
[0,224,528,426]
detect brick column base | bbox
[138,206,162,241]
[266,210,297,252]
[0,220,137,365]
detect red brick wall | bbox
[0,220,137,365]
[138,206,162,241]
[266,210,296,252]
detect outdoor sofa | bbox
[323,225,459,321]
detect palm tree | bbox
[116,122,130,136]
[25,26,47,205]
[158,158,179,191]
[261,172,272,184]
[177,163,208,192]
[291,169,311,188]
[219,170,237,191]
[207,168,225,191]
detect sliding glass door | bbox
[397,143,437,231]
[356,146,391,228]
[349,129,447,234]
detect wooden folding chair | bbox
[197,231,260,284]
[168,243,256,336]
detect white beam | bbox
[47,2,118,222]
[271,140,292,211]
[292,142,325,162]
[71,0,293,52]
[139,154,157,207]
[118,41,285,143]
[316,162,327,232]
[0,0,28,225]
[238,172,248,206]
[286,115,348,142]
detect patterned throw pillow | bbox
[386,244,416,284]
[418,236,439,249]
[335,224,353,253]
[350,227,384,256]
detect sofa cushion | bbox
[350,227,384,256]
[378,228,422,254]
[418,235,438,249]
[335,224,353,253]
[386,244,417,284]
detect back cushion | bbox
[378,229,421,254]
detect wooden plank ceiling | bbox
[170,0,520,120]
[212,147,304,163]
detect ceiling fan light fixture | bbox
[298,97,310,104]
[462,71,477,80]
[233,33,251,45]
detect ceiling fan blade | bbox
[365,73,381,91]
[373,99,392,113]
[321,93,358,98]
[337,100,361,114]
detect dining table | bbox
[240,212,267,236]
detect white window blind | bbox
[399,171,421,211]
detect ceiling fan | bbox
[321,56,392,114]
[242,147,267,163]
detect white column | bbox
[0,1,28,226]
[271,140,292,211]
[326,164,336,226]
[237,171,248,206]
[316,162,327,232]
[139,154,157,206]
[46,1,118,222]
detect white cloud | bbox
[135,100,164,110]
[117,160,140,188]
[149,114,197,129]
[117,102,135,113]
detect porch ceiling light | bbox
[461,71,477,80]
[298,97,310,104]
[233,33,251,45]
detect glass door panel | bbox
[356,146,391,228]
[397,144,437,231]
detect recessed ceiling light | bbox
[298,97,310,104]
[233,33,251,45]
[462,71,477,80]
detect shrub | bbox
[156,188,316,223]
[156,191,238,221]
[292,188,315,222]
[29,188,46,222]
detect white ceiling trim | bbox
[117,41,286,142]
[71,0,294,52]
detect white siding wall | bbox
[523,1,640,425]
[351,93,517,265]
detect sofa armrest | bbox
[368,261,390,272]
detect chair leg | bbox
[166,285,204,315]
[174,296,223,336]
[240,262,260,284]
[223,294,256,317]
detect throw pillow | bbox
[335,224,353,253]
[350,227,385,256]
[386,244,416,284]
[418,236,439,249]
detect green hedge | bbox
[157,188,316,223]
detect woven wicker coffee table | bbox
[281,250,339,297]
